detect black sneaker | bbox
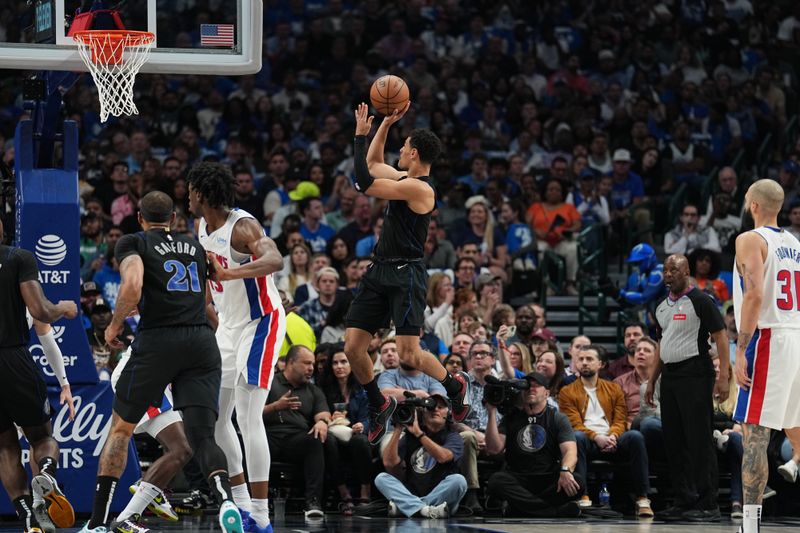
[556,501,582,518]
[657,505,687,521]
[304,498,324,520]
[176,489,216,514]
[683,507,721,522]
[449,371,471,423]
[368,396,397,445]
[109,514,150,533]
[460,490,483,514]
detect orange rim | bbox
[72,30,155,46]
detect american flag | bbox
[200,24,234,47]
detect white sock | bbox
[250,498,270,527]
[742,504,761,533]
[118,481,161,522]
[232,483,252,512]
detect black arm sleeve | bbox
[353,135,374,192]
[115,234,143,264]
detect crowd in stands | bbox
[2,0,800,520]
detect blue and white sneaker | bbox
[240,509,273,533]
[76,523,107,533]
[219,501,244,533]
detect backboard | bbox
[0,0,262,75]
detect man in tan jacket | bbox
[559,345,653,517]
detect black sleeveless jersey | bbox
[0,245,39,348]
[115,230,209,330]
[373,176,433,260]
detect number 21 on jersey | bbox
[776,269,800,310]
[164,260,201,292]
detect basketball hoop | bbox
[73,30,155,122]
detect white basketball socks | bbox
[118,481,161,522]
[251,498,270,528]
[231,483,252,513]
[742,504,761,533]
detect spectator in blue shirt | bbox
[299,196,336,253]
[92,248,121,311]
[608,149,652,245]
[457,153,489,194]
[355,214,382,258]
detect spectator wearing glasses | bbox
[454,257,478,290]
[664,203,721,255]
[457,340,501,513]
[443,353,467,376]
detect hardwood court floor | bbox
[5,514,797,532]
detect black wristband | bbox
[353,135,374,192]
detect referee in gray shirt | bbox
[647,254,730,521]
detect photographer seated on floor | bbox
[375,393,468,519]
[485,372,583,517]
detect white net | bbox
[73,31,155,123]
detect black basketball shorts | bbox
[113,324,221,424]
[345,260,427,336]
[0,347,51,432]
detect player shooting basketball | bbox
[344,102,470,444]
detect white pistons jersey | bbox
[734,226,800,330]
[198,208,282,329]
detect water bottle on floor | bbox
[598,483,610,507]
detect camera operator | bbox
[375,394,467,518]
[485,372,582,517]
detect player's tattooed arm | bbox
[742,424,771,504]
[737,332,752,351]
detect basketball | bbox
[369,75,410,115]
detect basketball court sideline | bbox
[0,515,796,533]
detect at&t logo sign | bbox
[35,234,67,266]
[35,234,71,284]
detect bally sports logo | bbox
[35,234,67,266]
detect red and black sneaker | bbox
[368,396,397,445]
[449,371,472,423]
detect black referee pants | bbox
[661,355,718,510]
